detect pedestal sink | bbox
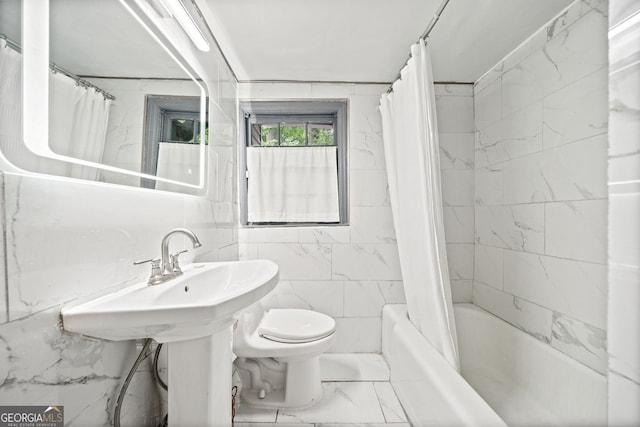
[61,260,279,427]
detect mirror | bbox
[0,0,209,192]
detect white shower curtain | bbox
[379,40,459,370]
[0,44,33,168]
[49,71,111,180]
[0,44,110,179]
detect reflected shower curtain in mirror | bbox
[0,45,110,179]
[0,44,24,165]
[49,71,111,180]
[379,40,459,370]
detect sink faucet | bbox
[135,228,202,285]
[160,228,202,277]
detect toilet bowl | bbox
[233,302,336,409]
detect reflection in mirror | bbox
[0,0,22,168]
[0,0,208,192]
[142,95,207,191]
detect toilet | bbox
[233,302,336,409]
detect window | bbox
[240,101,347,226]
[142,95,208,188]
[251,119,335,147]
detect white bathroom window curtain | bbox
[155,142,203,191]
[379,40,460,370]
[246,146,340,223]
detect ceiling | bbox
[203,0,574,83]
[0,0,188,79]
[1,0,574,84]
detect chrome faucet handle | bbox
[133,258,163,284]
[170,250,189,274]
[160,228,202,278]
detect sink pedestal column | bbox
[167,321,233,427]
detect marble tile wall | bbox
[472,0,609,374]
[607,0,640,423]
[436,84,476,303]
[237,82,475,353]
[0,50,238,427]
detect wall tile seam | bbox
[608,369,640,387]
[440,162,475,172]
[475,66,609,130]
[471,286,553,343]
[472,244,608,267]
[547,128,609,150]
[472,278,504,291]
[475,135,608,170]
[216,242,239,250]
[444,204,476,209]
[252,233,402,245]
[473,197,609,207]
[494,289,604,331]
[474,99,598,139]
[439,131,475,134]
[434,93,474,99]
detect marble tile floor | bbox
[233,353,410,427]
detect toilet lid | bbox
[258,309,336,343]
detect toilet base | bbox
[236,356,323,410]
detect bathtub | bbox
[382,303,607,426]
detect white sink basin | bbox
[61,260,279,343]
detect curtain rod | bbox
[1,33,116,101]
[387,0,452,93]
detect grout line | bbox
[371,381,388,423]
[476,66,609,131]
[474,197,609,207]
[473,243,607,266]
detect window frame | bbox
[162,110,201,144]
[239,100,348,227]
[249,114,337,147]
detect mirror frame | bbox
[18,0,209,192]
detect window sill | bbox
[243,222,349,229]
